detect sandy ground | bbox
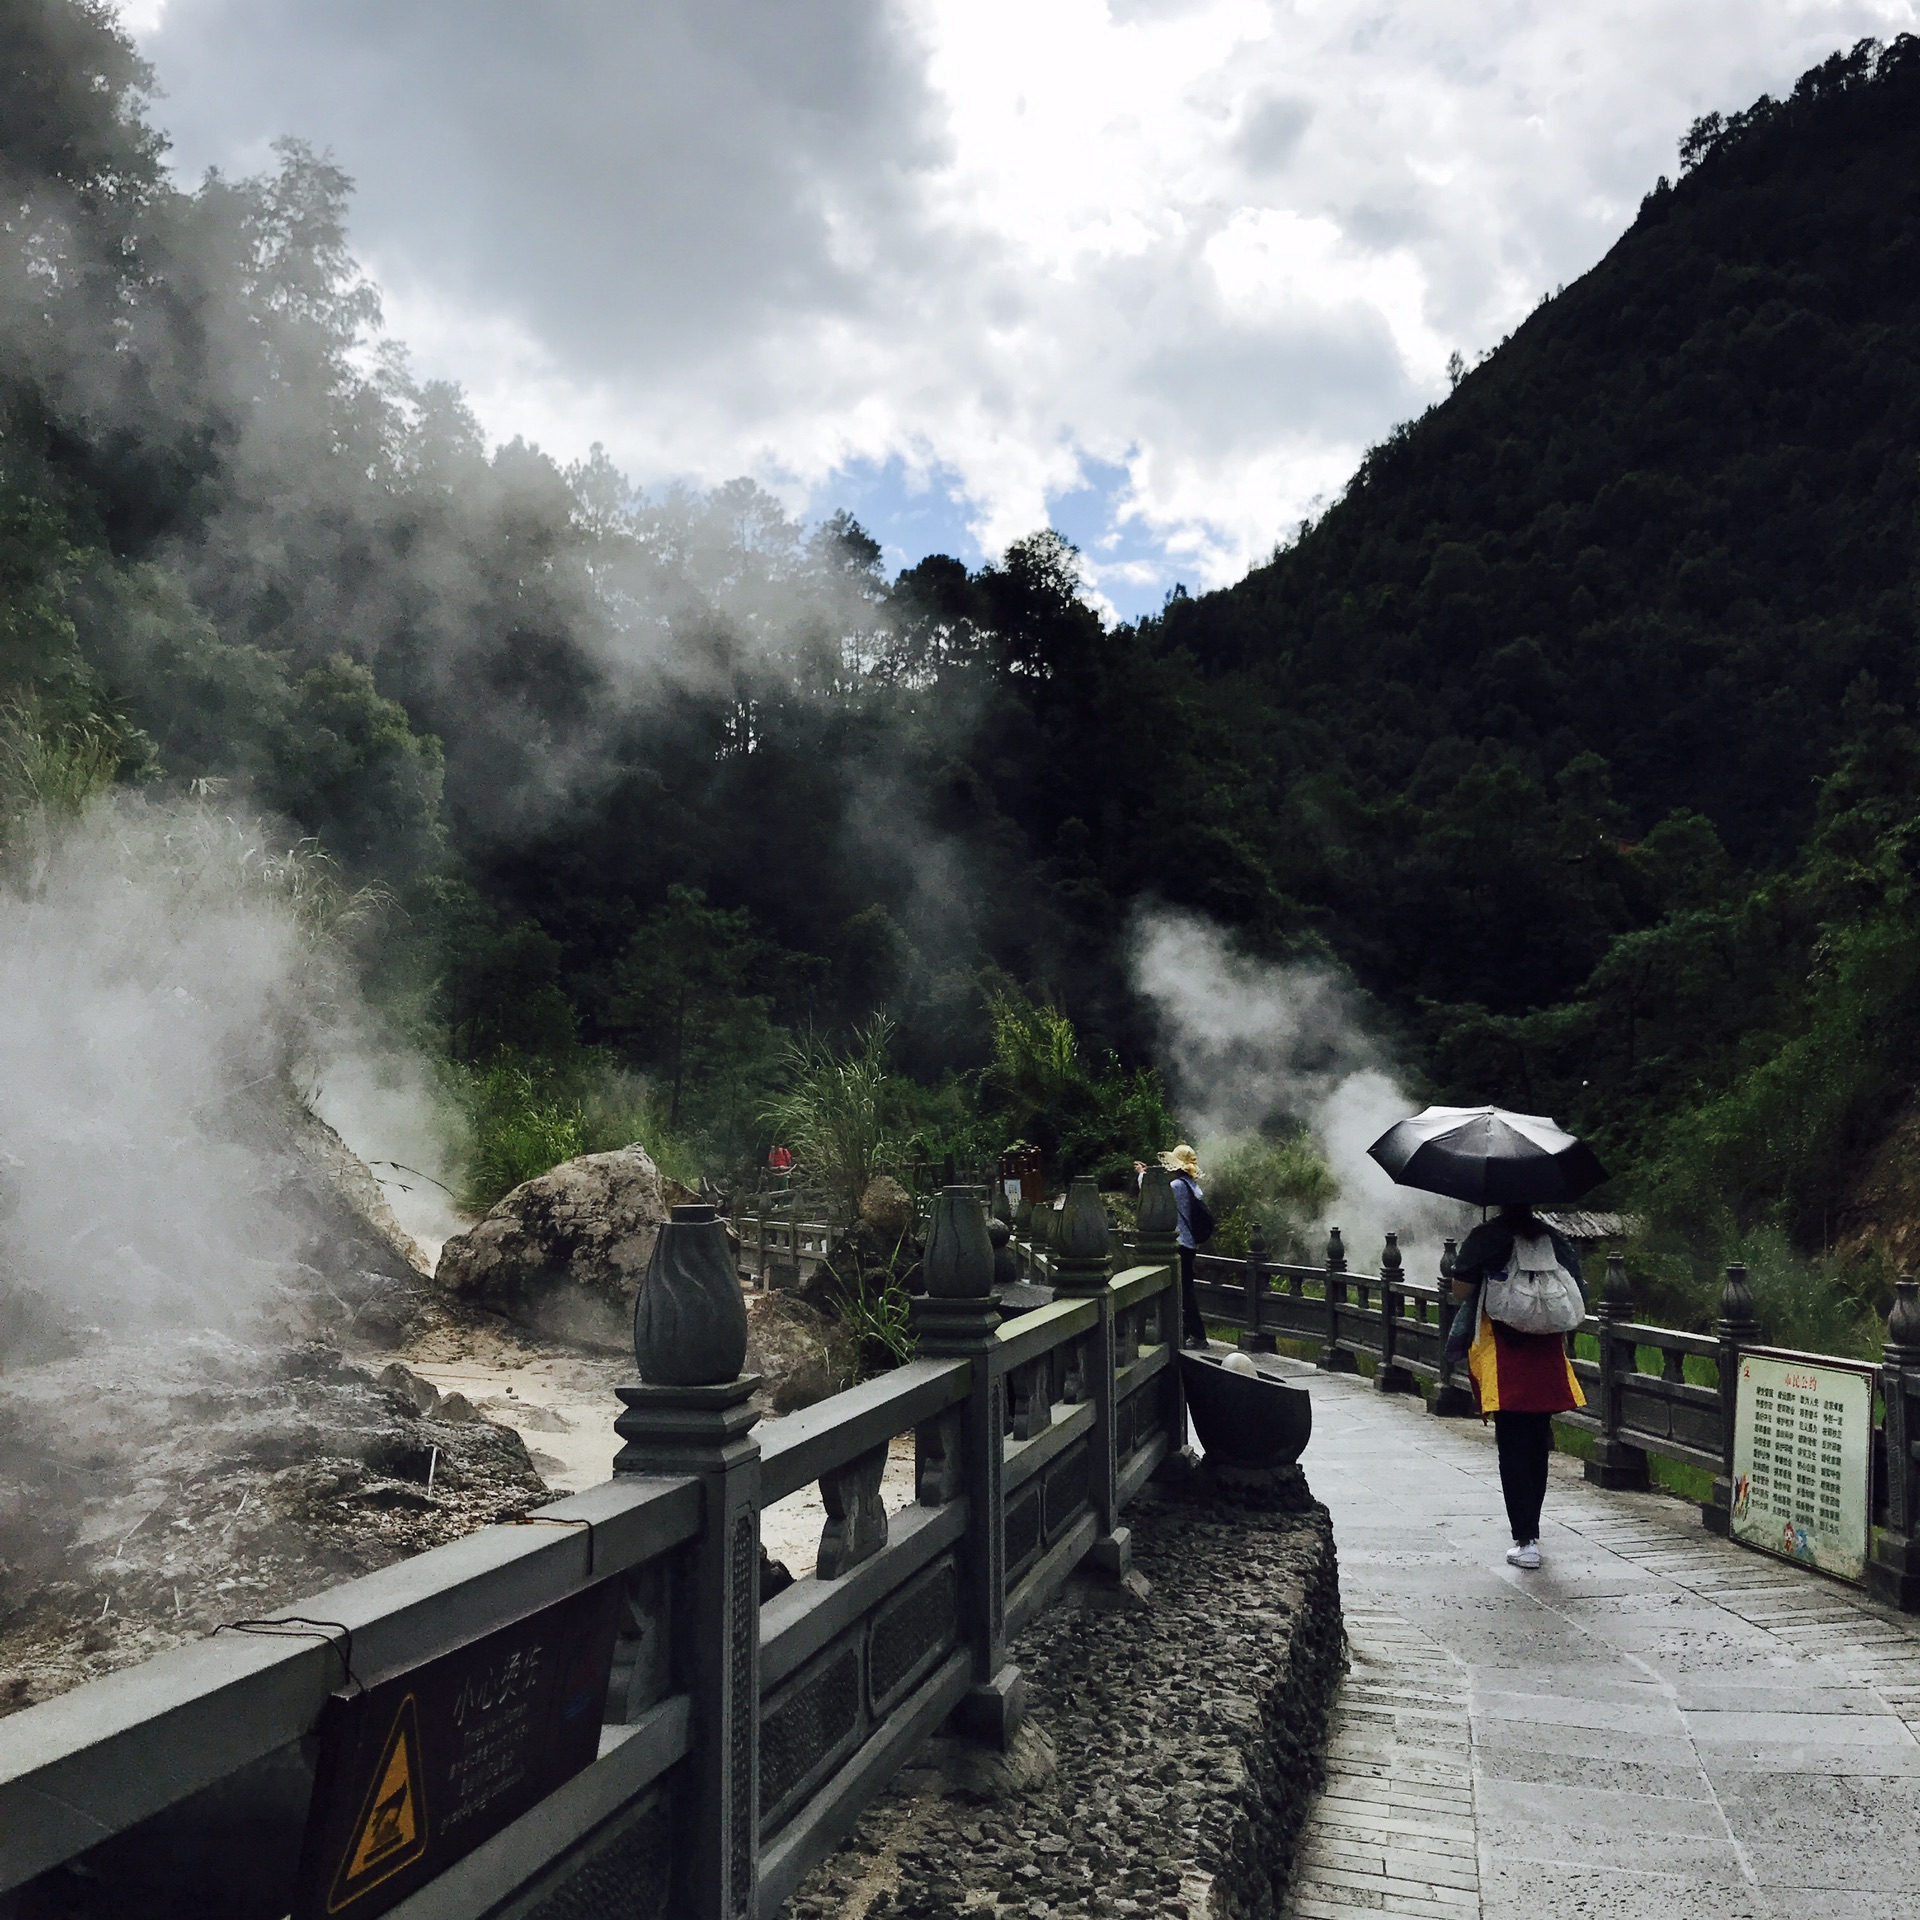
[759,1435,918,1579]
[378,1327,921,1580]
[362,1228,905,1569]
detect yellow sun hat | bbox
[1157,1144,1201,1178]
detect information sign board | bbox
[293,1578,622,1920]
[1730,1348,1875,1584]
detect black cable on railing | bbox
[212,1616,362,1695]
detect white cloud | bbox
[130,0,1919,600]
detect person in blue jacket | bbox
[1136,1144,1210,1348]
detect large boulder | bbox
[435,1146,672,1346]
[858,1174,915,1247]
[745,1291,859,1416]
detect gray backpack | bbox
[1483,1230,1583,1335]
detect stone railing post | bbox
[1585,1250,1650,1490]
[1869,1275,1920,1611]
[1704,1262,1760,1535]
[615,1204,760,1920]
[1053,1175,1128,1579]
[1430,1237,1474,1416]
[1012,1194,1034,1279]
[1375,1232,1415,1393]
[1244,1221,1277,1353]
[913,1186,1023,1746]
[1319,1226,1356,1372]
[1135,1166,1188,1461]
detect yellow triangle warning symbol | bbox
[328,1693,430,1911]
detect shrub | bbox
[1202,1128,1340,1260]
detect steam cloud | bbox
[1128,906,1473,1279]
[0,798,424,1336]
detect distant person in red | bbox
[767,1146,794,1174]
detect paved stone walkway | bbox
[1271,1360,1920,1919]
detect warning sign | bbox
[294,1580,621,1920]
[330,1695,428,1907]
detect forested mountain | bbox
[5,3,1920,1330]
[1153,38,1920,1309]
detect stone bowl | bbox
[1178,1350,1312,1467]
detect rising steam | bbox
[0,796,415,1340]
[1128,906,1473,1278]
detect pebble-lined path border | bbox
[1277,1360,1920,1920]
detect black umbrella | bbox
[1366,1105,1607,1207]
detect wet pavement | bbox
[1274,1359,1920,1919]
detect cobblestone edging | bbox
[785,1487,1344,1920]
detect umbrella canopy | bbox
[1366,1105,1607,1207]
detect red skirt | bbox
[1468,1310,1584,1415]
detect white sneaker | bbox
[1505,1540,1541,1570]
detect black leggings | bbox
[1179,1246,1205,1342]
[1494,1411,1553,1543]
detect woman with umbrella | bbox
[1369,1106,1600,1572]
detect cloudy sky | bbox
[126,0,1914,617]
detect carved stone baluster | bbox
[1010,1359,1051,1440]
[1705,1263,1759,1535]
[1061,1335,1091,1405]
[1319,1227,1357,1373]
[1586,1250,1649,1490]
[605,1559,672,1726]
[1375,1232,1415,1393]
[1869,1275,1920,1610]
[817,1442,889,1578]
[916,1402,963,1506]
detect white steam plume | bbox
[312,1052,466,1267]
[1128,906,1473,1281]
[0,797,412,1333]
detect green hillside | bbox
[1155,37,1920,1327]
[3,5,1919,1339]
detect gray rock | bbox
[744,1291,858,1416]
[436,1145,670,1346]
[858,1175,915,1246]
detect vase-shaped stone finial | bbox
[1052,1175,1112,1293]
[923,1185,994,1298]
[634,1203,749,1385]
[1137,1165,1178,1241]
[1719,1262,1757,1331]
[1602,1249,1633,1313]
[1888,1274,1920,1351]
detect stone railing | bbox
[1183,1225,1920,1613]
[735,1185,841,1291]
[0,1181,1185,1920]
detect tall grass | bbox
[759,1016,895,1213]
